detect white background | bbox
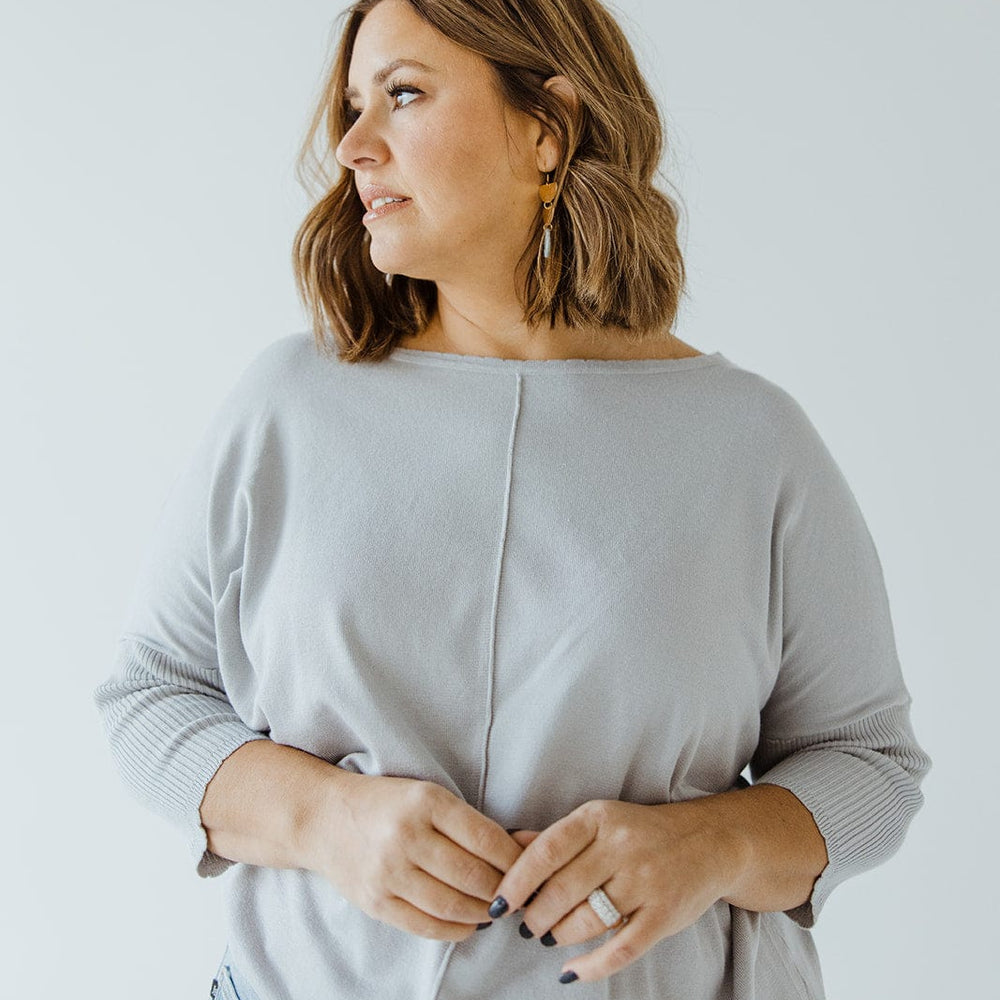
[2,1,996,997]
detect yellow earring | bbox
[539,170,558,259]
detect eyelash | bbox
[344,79,422,125]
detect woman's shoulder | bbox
[237,331,324,385]
[706,356,836,469]
[221,332,354,410]
[193,333,325,443]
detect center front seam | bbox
[429,372,522,1000]
[475,371,522,814]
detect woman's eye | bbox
[343,83,421,127]
[387,83,421,109]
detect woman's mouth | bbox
[363,197,412,223]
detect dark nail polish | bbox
[518,921,534,939]
[559,971,579,984]
[476,921,492,930]
[540,930,557,947]
[488,896,509,919]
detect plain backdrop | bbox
[2,1,996,997]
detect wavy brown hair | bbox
[292,0,687,363]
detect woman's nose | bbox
[335,113,386,170]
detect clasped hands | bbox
[309,774,757,985]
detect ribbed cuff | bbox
[756,706,927,927]
[95,636,272,879]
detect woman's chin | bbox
[370,255,433,283]
[368,248,401,274]
[367,235,442,282]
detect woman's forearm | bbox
[690,783,828,912]
[198,741,526,940]
[198,739,358,870]
[199,745,826,915]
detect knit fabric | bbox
[94,333,930,1000]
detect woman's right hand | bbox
[301,771,525,941]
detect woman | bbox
[94,0,930,997]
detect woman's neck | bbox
[396,298,702,362]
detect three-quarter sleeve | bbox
[93,359,273,878]
[750,393,931,927]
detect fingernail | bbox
[518,921,534,939]
[476,922,492,930]
[540,930,557,947]
[559,970,579,984]
[488,896,509,919]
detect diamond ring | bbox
[587,887,626,929]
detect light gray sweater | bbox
[94,333,929,1000]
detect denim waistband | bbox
[211,945,264,1000]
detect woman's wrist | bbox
[292,763,368,873]
[200,740,356,872]
[704,784,827,912]
[648,784,826,913]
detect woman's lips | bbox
[363,198,412,224]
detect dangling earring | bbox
[539,170,558,259]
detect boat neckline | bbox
[388,347,728,373]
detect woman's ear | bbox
[536,75,579,173]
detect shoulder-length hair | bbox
[292,0,687,363]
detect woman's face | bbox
[336,0,548,287]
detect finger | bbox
[430,797,523,874]
[535,874,631,947]
[511,829,540,848]
[376,891,481,942]
[490,808,598,916]
[518,842,612,940]
[418,831,506,902]
[556,908,660,984]
[396,866,495,926]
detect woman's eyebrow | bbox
[343,59,438,99]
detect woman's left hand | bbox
[490,798,748,984]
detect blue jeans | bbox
[209,946,264,1000]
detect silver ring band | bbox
[587,887,624,928]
